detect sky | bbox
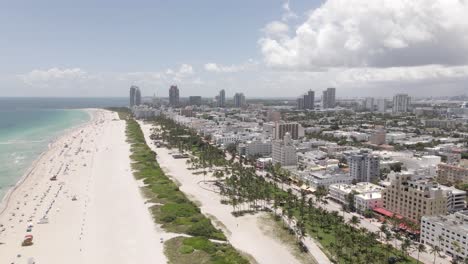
[1,0,468,98]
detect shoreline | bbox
[0,109,167,263]
[0,108,94,216]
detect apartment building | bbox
[237,140,272,157]
[421,211,468,260]
[348,150,380,183]
[438,163,468,184]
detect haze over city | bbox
[1,0,468,98]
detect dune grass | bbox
[165,236,250,264]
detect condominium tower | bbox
[297,90,315,110]
[233,93,246,108]
[322,88,336,109]
[218,89,226,108]
[129,85,141,107]
[392,94,411,113]
[169,85,180,107]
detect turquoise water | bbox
[0,109,90,200]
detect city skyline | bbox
[1,0,468,98]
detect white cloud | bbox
[260,0,468,70]
[336,65,468,84]
[263,21,290,39]
[20,68,88,86]
[204,60,258,73]
[281,0,298,22]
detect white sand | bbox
[0,110,168,264]
[139,121,306,264]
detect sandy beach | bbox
[0,110,167,264]
[138,121,313,264]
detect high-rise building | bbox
[296,97,304,109]
[189,96,202,106]
[169,85,180,106]
[135,88,141,106]
[322,88,336,109]
[129,85,141,107]
[376,99,386,113]
[297,90,314,110]
[304,90,315,109]
[273,121,302,140]
[218,89,226,107]
[348,150,380,183]
[364,97,374,111]
[272,132,297,167]
[233,93,246,108]
[392,94,411,113]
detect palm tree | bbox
[416,243,427,263]
[348,215,360,228]
[430,245,441,264]
[401,237,413,258]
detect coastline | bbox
[0,109,167,264]
[0,108,93,216]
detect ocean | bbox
[0,97,127,200]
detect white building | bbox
[392,94,411,113]
[272,132,297,166]
[376,98,386,113]
[329,182,384,212]
[302,170,353,187]
[421,211,468,260]
[132,105,161,119]
[237,140,272,157]
[364,97,375,111]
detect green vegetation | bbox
[123,114,225,240]
[165,237,250,264]
[152,114,420,264]
[110,109,252,264]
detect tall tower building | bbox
[135,87,141,106]
[376,99,386,113]
[130,86,137,107]
[297,90,314,110]
[392,94,411,113]
[304,90,315,109]
[233,93,246,108]
[218,89,226,108]
[129,85,141,107]
[322,87,336,109]
[169,85,180,107]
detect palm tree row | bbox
[151,115,420,264]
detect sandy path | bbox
[139,121,302,264]
[0,110,167,264]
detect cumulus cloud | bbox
[260,0,468,70]
[20,68,88,86]
[336,65,468,84]
[204,59,258,73]
[281,0,298,22]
